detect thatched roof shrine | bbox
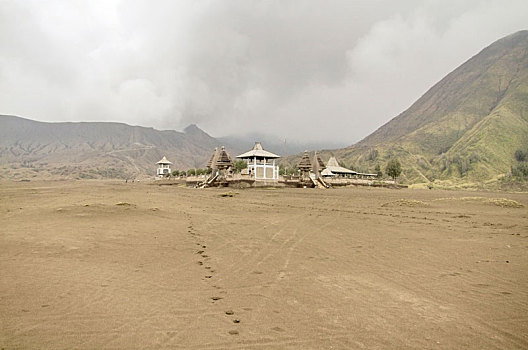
[313,152,325,169]
[215,146,233,170]
[311,151,326,175]
[206,148,219,169]
[321,156,357,176]
[298,151,312,172]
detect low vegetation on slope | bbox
[324,31,528,189]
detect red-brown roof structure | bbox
[298,151,312,172]
[215,146,233,170]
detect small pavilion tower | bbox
[156,156,172,177]
[236,142,280,181]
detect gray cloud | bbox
[1,0,527,144]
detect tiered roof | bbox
[215,146,233,170]
[297,151,312,171]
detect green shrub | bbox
[374,164,383,177]
[386,158,402,180]
[514,149,526,162]
[512,162,528,179]
[234,160,247,173]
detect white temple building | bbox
[156,156,172,177]
[236,142,280,181]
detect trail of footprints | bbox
[185,213,241,336]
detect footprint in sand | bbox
[225,310,234,315]
[228,330,239,335]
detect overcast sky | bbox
[1,1,527,144]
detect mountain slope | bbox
[0,115,227,179]
[330,30,528,185]
[0,115,332,180]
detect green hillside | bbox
[328,30,528,188]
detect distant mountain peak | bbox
[184,124,206,135]
[0,116,226,179]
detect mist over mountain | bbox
[0,115,226,179]
[322,30,528,186]
[2,30,527,185]
[219,134,346,157]
[2,1,527,145]
[0,115,334,179]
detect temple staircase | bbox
[197,173,219,188]
[311,177,330,189]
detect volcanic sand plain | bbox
[1,180,527,349]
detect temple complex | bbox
[185,144,383,189]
